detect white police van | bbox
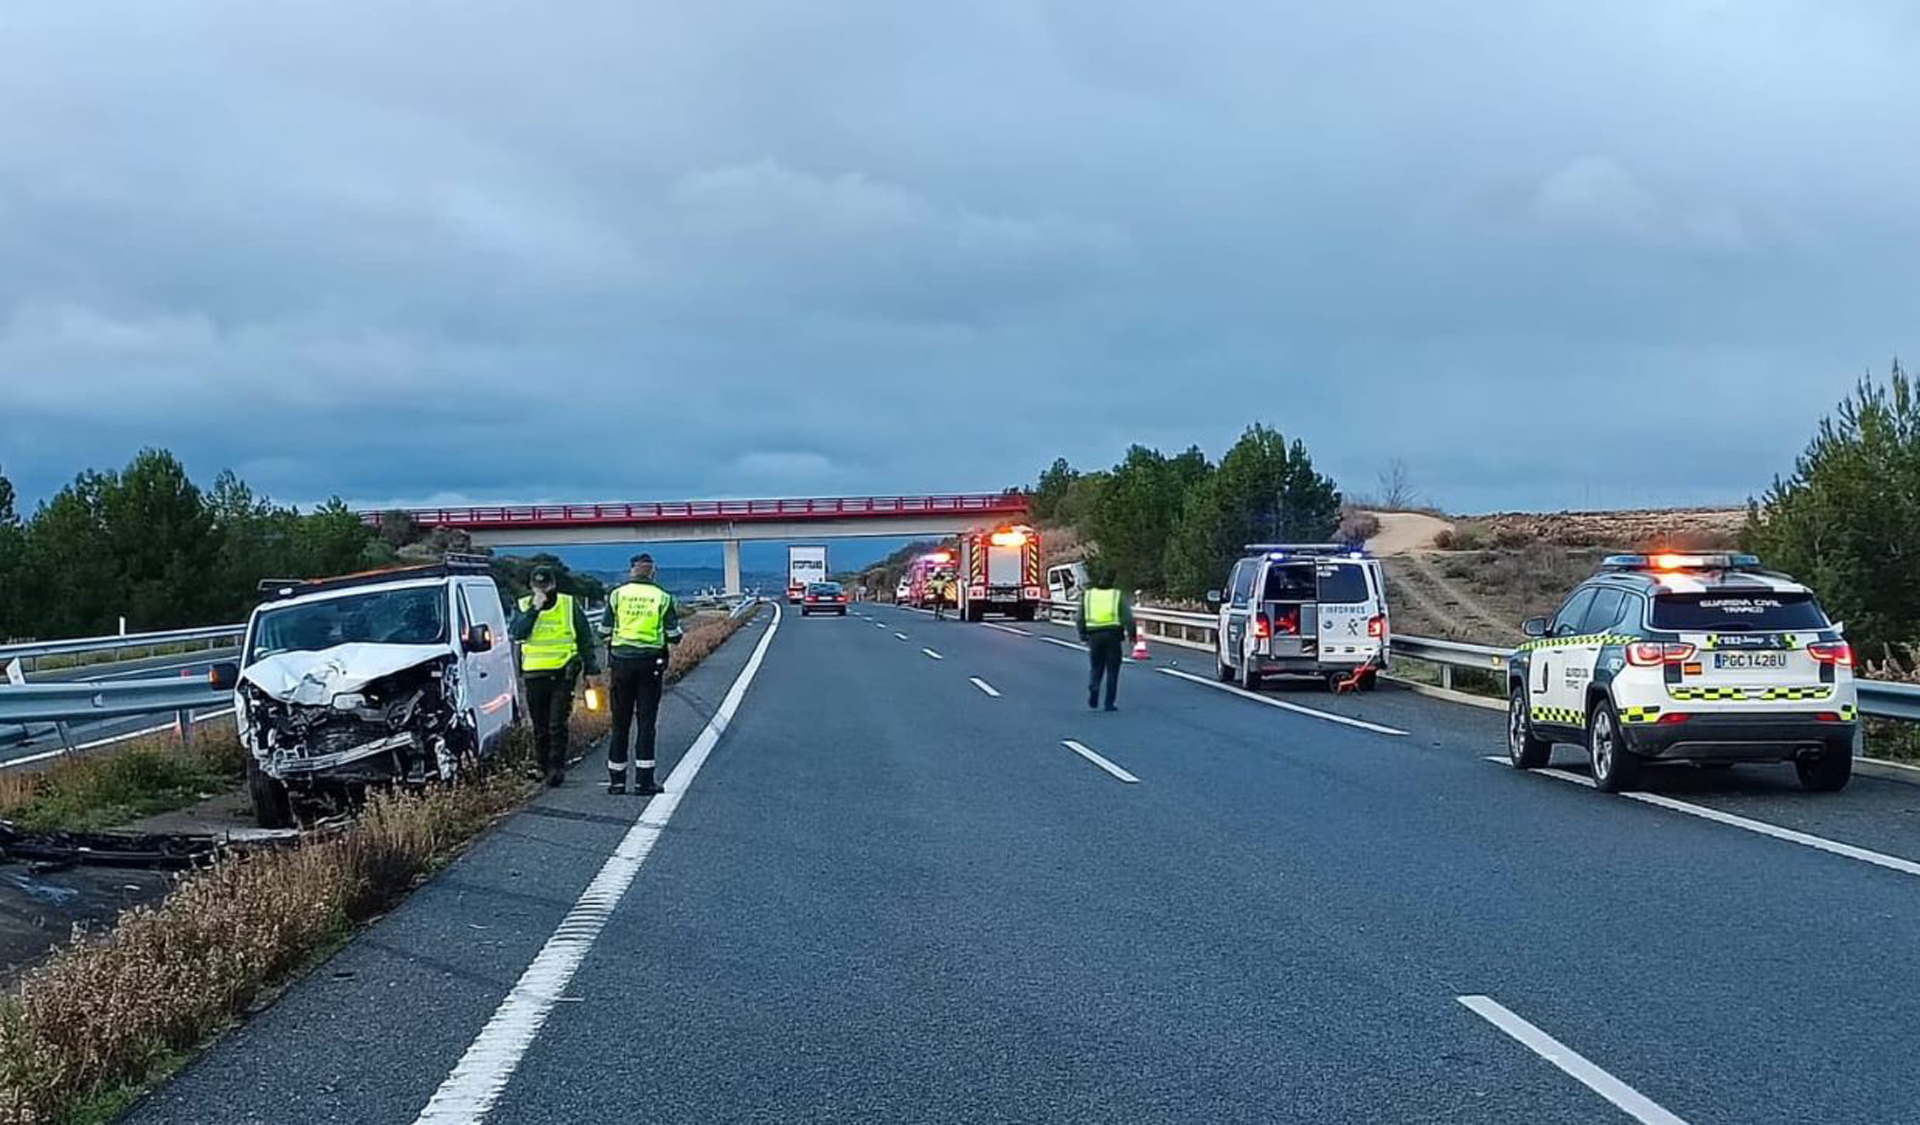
[1507,552,1858,792]
[1206,544,1389,691]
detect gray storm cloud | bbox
[1,0,1914,511]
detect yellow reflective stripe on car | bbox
[1518,633,1637,652]
[1620,705,1663,724]
[1530,705,1585,725]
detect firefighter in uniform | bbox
[510,566,600,787]
[1076,566,1134,711]
[605,553,683,795]
[932,570,952,620]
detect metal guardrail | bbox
[0,623,245,665]
[1063,599,1920,720]
[0,678,225,726]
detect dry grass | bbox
[0,774,530,1124]
[0,604,765,1123]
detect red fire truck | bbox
[906,550,957,610]
[957,524,1044,622]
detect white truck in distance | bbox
[787,545,828,603]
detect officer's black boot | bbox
[607,766,626,795]
[636,761,662,796]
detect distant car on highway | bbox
[218,555,518,827]
[800,581,850,616]
[1205,544,1389,692]
[1506,552,1858,792]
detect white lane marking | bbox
[1,708,238,770]
[970,677,1001,697]
[1040,636,1087,652]
[1486,757,1920,879]
[922,648,944,660]
[894,631,910,641]
[1161,668,1408,736]
[413,606,782,1124]
[1061,739,1139,784]
[1458,996,1689,1125]
[983,622,1032,636]
[874,622,889,629]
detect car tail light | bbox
[1367,615,1386,638]
[1253,613,1271,639]
[1808,641,1853,666]
[806,596,818,603]
[1658,712,1690,724]
[1627,642,1696,666]
[1816,711,1842,722]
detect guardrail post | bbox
[177,708,196,746]
[1441,665,1453,691]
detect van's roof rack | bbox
[257,554,494,601]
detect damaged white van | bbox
[213,556,519,827]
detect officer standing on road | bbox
[1076,563,1134,711]
[932,570,952,621]
[605,553,683,796]
[510,565,600,787]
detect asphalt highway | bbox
[125,605,1920,1123]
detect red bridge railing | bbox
[360,492,1029,529]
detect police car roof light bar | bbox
[1600,552,1762,572]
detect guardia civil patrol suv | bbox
[1506,553,1857,792]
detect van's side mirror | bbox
[1205,590,1224,610]
[462,624,494,654]
[1521,616,1549,639]
[209,661,240,691]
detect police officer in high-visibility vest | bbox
[1076,564,1134,711]
[510,565,600,787]
[605,553,683,795]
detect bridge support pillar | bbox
[723,539,743,596]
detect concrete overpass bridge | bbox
[363,493,1030,593]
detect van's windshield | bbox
[1262,562,1369,604]
[248,585,448,661]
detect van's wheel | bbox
[247,759,293,829]
[1796,748,1852,792]
[1507,687,1551,769]
[1587,701,1640,792]
[1238,656,1262,691]
[1216,653,1235,682]
[1325,672,1346,693]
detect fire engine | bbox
[956,524,1044,622]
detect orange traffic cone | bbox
[1131,626,1150,661]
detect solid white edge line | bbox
[413,604,783,1124]
[983,622,1032,636]
[1040,636,1087,652]
[921,648,943,660]
[1,708,239,770]
[1485,757,1920,879]
[1061,739,1139,784]
[969,677,1001,697]
[1160,668,1408,736]
[1457,995,1689,1125]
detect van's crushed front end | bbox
[237,643,475,787]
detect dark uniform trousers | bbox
[523,670,576,771]
[1086,629,1124,707]
[608,652,668,774]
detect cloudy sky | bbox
[2,0,1914,516]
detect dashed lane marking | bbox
[1161,668,1408,736]
[1061,739,1139,784]
[922,648,944,660]
[970,677,1001,697]
[1458,996,1689,1124]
